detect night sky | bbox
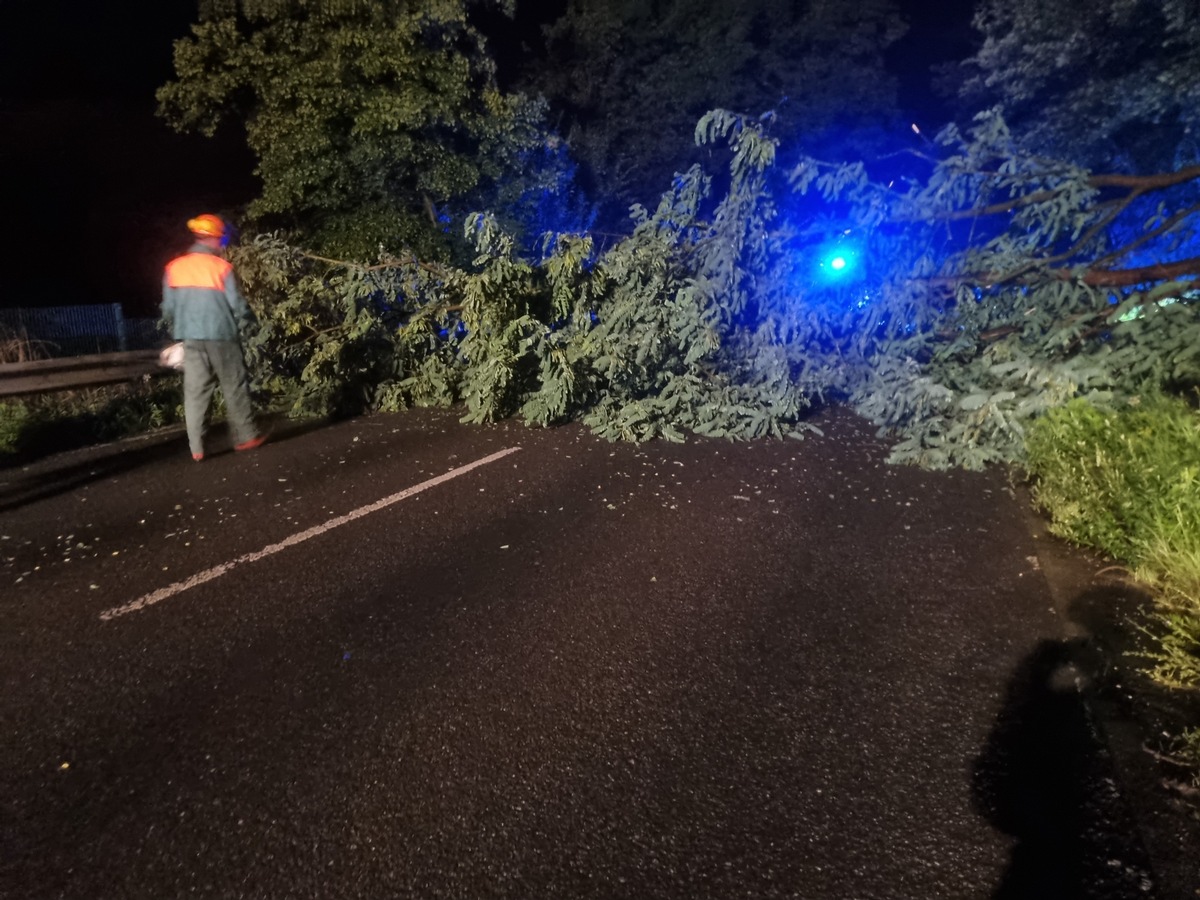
[0,0,974,319]
[1,0,257,318]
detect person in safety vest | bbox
[161,214,265,461]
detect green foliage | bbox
[236,110,824,439]
[0,401,33,455]
[157,0,553,257]
[1025,394,1200,696]
[234,107,1200,469]
[232,236,453,417]
[788,110,1200,469]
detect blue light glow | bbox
[816,242,861,285]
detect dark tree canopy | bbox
[517,0,907,225]
[947,0,1200,171]
[157,0,556,257]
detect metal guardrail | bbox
[0,350,170,398]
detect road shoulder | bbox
[1021,482,1200,898]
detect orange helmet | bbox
[187,214,226,238]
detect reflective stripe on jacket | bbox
[161,243,251,341]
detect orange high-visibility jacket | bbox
[161,244,251,341]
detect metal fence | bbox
[125,317,168,351]
[0,305,165,357]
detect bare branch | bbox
[1090,202,1200,270]
[1076,256,1200,288]
[915,163,1200,222]
[301,251,451,278]
[920,256,1200,289]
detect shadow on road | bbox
[972,638,1154,899]
[0,415,328,513]
[0,437,183,513]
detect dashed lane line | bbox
[99,446,521,621]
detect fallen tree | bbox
[232,109,1199,470]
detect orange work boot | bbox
[234,434,267,452]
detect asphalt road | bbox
[0,408,1162,898]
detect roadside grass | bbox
[0,325,54,364]
[1135,540,1200,690]
[1025,393,1200,783]
[0,381,188,463]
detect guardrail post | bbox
[114,303,127,352]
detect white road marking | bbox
[100,446,521,621]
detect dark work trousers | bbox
[182,339,258,456]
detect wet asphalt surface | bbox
[0,408,1167,898]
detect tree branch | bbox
[1090,202,1200,270]
[301,251,451,277]
[1089,163,1200,190]
[922,256,1200,289]
[1075,256,1200,287]
[920,163,1200,222]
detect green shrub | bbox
[1025,395,1200,563]
[0,381,186,463]
[1026,393,1200,779]
[0,400,34,454]
[1135,540,1200,694]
